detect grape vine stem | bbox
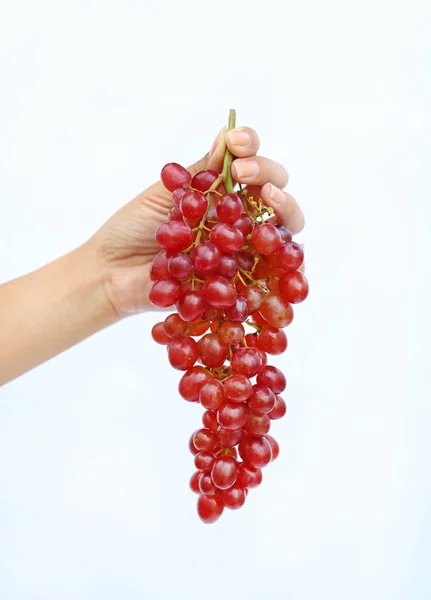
[221,109,236,193]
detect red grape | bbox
[167,336,198,371]
[202,410,219,432]
[216,193,243,224]
[233,214,253,236]
[257,365,286,394]
[247,384,276,414]
[176,290,205,322]
[198,333,228,368]
[168,253,194,281]
[217,402,248,430]
[218,322,244,346]
[179,366,212,402]
[259,293,294,328]
[180,190,208,221]
[220,484,246,509]
[191,170,219,192]
[161,163,191,192]
[197,494,224,523]
[279,271,309,304]
[231,347,262,378]
[150,249,170,281]
[172,187,188,208]
[211,455,238,490]
[198,473,217,495]
[150,278,182,308]
[192,241,221,274]
[209,223,245,253]
[224,374,253,402]
[251,223,282,255]
[193,428,218,452]
[217,426,244,448]
[151,322,171,345]
[195,451,216,472]
[164,313,187,338]
[225,296,249,322]
[199,379,225,410]
[268,395,287,420]
[238,436,272,468]
[218,254,239,278]
[155,220,193,252]
[265,435,280,461]
[245,413,271,437]
[277,241,304,271]
[202,275,237,309]
[237,463,263,489]
[257,327,287,355]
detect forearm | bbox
[0,243,119,386]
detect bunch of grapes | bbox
[150,112,308,524]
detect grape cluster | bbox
[150,159,308,524]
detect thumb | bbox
[187,126,227,175]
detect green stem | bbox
[222,109,236,193]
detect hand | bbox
[89,126,305,318]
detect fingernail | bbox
[267,183,285,204]
[209,127,226,157]
[227,128,251,146]
[233,160,259,180]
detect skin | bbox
[0,127,304,386]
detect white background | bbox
[1,0,430,598]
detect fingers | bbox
[226,127,260,157]
[261,183,305,235]
[232,156,289,189]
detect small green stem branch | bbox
[222,109,236,193]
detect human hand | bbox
[88,126,305,318]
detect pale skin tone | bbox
[0,126,304,386]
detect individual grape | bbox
[180,190,208,221]
[179,366,212,402]
[151,322,171,345]
[259,293,294,328]
[155,220,193,251]
[255,348,268,367]
[236,463,263,489]
[198,333,228,368]
[247,384,276,414]
[241,284,264,312]
[277,241,304,271]
[198,474,217,496]
[211,455,238,490]
[236,251,254,271]
[193,428,218,452]
[238,436,272,468]
[203,304,224,322]
[257,365,286,394]
[167,336,198,371]
[168,206,183,221]
[233,214,253,236]
[150,249,171,281]
[225,296,249,322]
[217,402,248,430]
[265,435,280,461]
[257,327,287,355]
[202,275,237,309]
[251,311,271,328]
[218,322,244,346]
[218,254,239,278]
[199,379,225,410]
[195,451,216,472]
[276,224,293,242]
[191,170,219,192]
[224,374,253,402]
[150,278,182,308]
[163,313,187,338]
[245,333,258,347]
[188,320,210,336]
[268,395,287,420]
[171,187,188,208]
[176,290,205,322]
[168,253,194,281]
[216,193,243,224]
[190,471,201,494]
[231,347,263,378]
[266,268,284,293]
[251,223,282,255]
[209,223,245,253]
[220,484,246,509]
[279,271,309,304]
[189,433,200,455]
[192,241,221,274]
[245,413,271,437]
[197,494,224,523]
[202,410,219,432]
[217,426,244,448]
[161,162,191,192]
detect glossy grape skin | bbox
[198,333,228,368]
[224,374,253,402]
[209,223,245,253]
[245,333,258,347]
[211,455,238,490]
[176,290,205,322]
[247,384,276,414]
[189,433,200,455]
[231,347,263,378]
[218,322,244,346]
[198,474,217,496]
[193,428,218,452]
[217,402,248,430]
[192,241,222,274]
[238,436,272,468]
[188,319,209,335]
[265,435,280,461]
[245,413,271,437]
[168,206,183,221]
[220,484,246,509]
[218,254,239,278]
[163,313,188,338]
[251,223,282,255]
[225,296,249,322]
[149,278,182,308]
[191,170,219,193]
[233,214,253,236]
[277,241,304,271]
[257,327,288,355]
[171,187,188,208]
[180,190,208,221]
[216,193,243,224]
[168,253,194,281]
[203,304,224,322]
[257,365,286,394]
[151,322,171,345]
[155,221,193,251]
[161,162,191,192]
[217,426,244,448]
[276,224,293,242]
[202,410,219,432]
[190,471,201,493]
[150,249,171,281]
[195,451,216,472]
[268,395,287,420]
[279,271,309,304]
[259,293,294,328]
[199,379,225,410]
[241,284,264,312]
[167,336,198,370]
[179,366,212,402]
[202,275,237,309]
[236,251,254,271]
[236,463,263,489]
[197,494,224,523]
